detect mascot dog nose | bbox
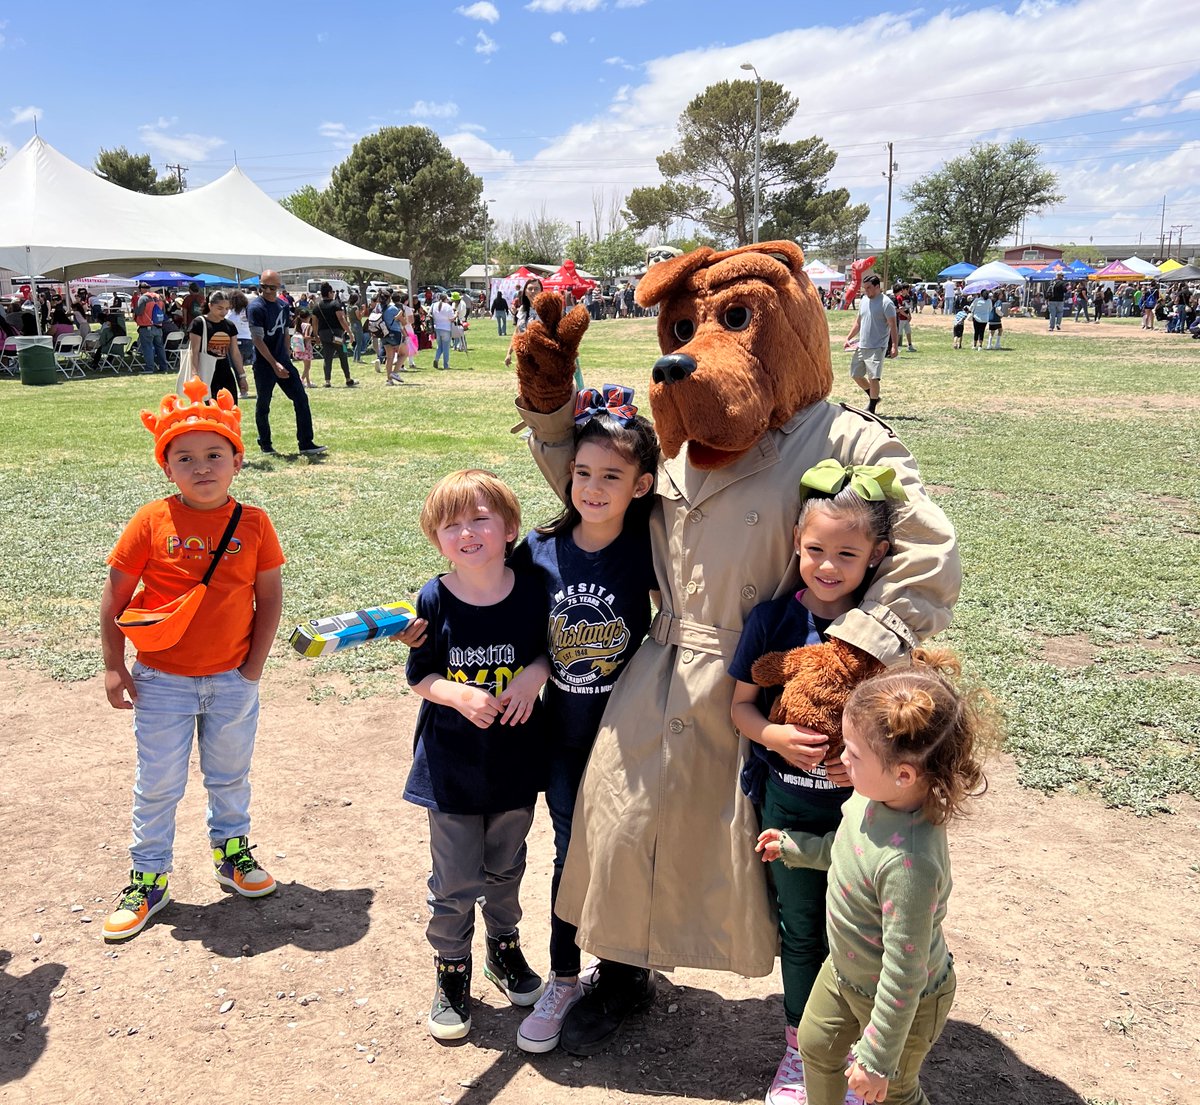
[652,353,696,385]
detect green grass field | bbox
[1,311,1197,815]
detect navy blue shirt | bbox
[510,522,656,749]
[247,295,293,368]
[403,570,549,815]
[729,591,850,808]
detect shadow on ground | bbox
[0,948,68,1086]
[162,883,374,958]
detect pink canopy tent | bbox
[542,259,595,298]
[1088,260,1143,282]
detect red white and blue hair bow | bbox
[574,384,638,427]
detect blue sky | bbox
[3,0,1199,255]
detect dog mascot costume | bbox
[513,241,961,1051]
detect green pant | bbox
[797,957,956,1105]
[761,778,845,1027]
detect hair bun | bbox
[886,687,936,738]
[910,646,961,680]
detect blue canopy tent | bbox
[1027,260,1071,281]
[132,270,196,286]
[937,262,977,279]
[190,272,260,287]
[1066,259,1095,275]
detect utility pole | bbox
[1169,224,1190,261]
[881,142,898,289]
[1158,195,1167,261]
[165,163,188,190]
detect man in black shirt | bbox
[1046,276,1066,331]
[312,282,357,388]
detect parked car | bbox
[417,284,449,300]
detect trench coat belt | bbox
[649,610,742,662]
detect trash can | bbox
[16,336,56,386]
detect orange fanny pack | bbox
[116,503,242,652]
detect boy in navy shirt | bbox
[405,469,552,1041]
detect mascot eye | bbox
[722,305,752,331]
[672,318,696,343]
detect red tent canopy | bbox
[542,259,595,298]
[511,266,535,280]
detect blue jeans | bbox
[137,325,170,373]
[237,338,256,368]
[434,329,452,368]
[494,310,507,336]
[129,663,261,872]
[1047,301,1064,330]
[545,743,593,975]
[353,327,371,360]
[1074,300,1090,322]
[253,359,316,451]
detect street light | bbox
[482,198,495,300]
[740,62,762,245]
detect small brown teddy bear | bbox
[750,638,885,761]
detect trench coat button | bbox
[685,581,698,594]
[745,511,759,525]
[741,585,757,600]
[687,508,703,524]
[681,648,694,663]
[668,718,684,734]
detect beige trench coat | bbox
[516,396,961,977]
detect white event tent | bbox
[963,260,1027,285]
[1121,256,1160,277]
[0,136,409,282]
[802,260,845,286]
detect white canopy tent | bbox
[802,260,845,287]
[963,260,1027,285]
[0,136,410,282]
[1121,255,1160,277]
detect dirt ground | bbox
[1,659,1197,1105]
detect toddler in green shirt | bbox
[758,648,1001,1105]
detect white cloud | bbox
[1128,88,1200,119]
[138,118,224,162]
[447,0,1200,248]
[10,105,42,125]
[457,122,488,133]
[475,30,498,55]
[604,55,635,70]
[615,0,647,6]
[526,0,602,10]
[318,122,358,147]
[550,30,567,44]
[457,1,499,21]
[410,100,460,119]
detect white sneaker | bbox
[516,973,584,1054]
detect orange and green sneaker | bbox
[103,871,170,942]
[213,836,276,898]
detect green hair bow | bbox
[800,459,908,502]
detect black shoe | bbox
[345,379,359,388]
[867,397,880,413]
[259,445,277,455]
[299,443,328,456]
[484,929,544,1007]
[559,963,656,1056]
[429,954,472,1041]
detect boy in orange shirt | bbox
[100,377,285,941]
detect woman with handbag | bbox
[188,291,246,402]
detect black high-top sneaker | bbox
[429,954,472,1040]
[484,929,544,1006]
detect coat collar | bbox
[660,400,828,507]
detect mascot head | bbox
[635,241,832,470]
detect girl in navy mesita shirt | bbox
[506,384,659,1055]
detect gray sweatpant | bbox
[426,806,535,958]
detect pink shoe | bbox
[766,1024,807,1105]
[516,973,584,1053]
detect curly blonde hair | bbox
[844,648,1003,825]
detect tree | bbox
[895,140,1063,265]
[94,146,180,194]
[588,229,644,282]
[624,80,861,248]
[321,127,482,287]
[564,234,592,268]
[280,185,327,229]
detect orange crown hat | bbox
[141,376,244,469]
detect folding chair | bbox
[163,331,185,371]
[0,337,18,377]
[96,334,134,373]
[55,333,87,379]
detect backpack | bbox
[150,299,165,326]
[366,307,385,335]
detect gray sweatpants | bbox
[426,806,535,958]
